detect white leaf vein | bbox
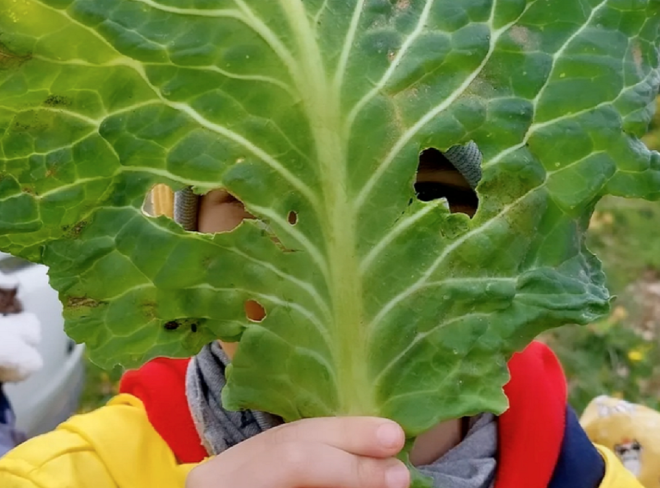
[354,0,533,211]
[333,0,367,91]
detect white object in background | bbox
[0,274,19,289]
[0,313,43,383]
[0,252,85,437]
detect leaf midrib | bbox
[278,0,374,415]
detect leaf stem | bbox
[277,0,376,416]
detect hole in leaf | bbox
[245,300,266,322]
[288,211,298,225]
[416,147,480,217]
[144,185,256,234]
[144,184,176,218]
[144,184,201,231]
[199,189,254,234]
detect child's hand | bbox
[186,416,410,488]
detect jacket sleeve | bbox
[0,394,196,488]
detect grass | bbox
[79,359,123,413]
[588,199,660,290]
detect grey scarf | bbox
[186,343,497,488]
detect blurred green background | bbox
[80,101,660,414]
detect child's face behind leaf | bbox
[198,153,478,358]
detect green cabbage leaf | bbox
[1,0,660,440]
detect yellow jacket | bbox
[0,394,642,488]
[0,395,195,488]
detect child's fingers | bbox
[187,442,410,488]
[264,442,410,488]
[186,418,410,488]
[266,417,406,458]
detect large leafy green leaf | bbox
[1,0,659,439]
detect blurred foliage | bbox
[79,356,123,413]
[548,299,660,413]
[586,200,660,291]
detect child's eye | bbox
[415,148,479,216]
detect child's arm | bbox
[0,394,194,488]
[187,416,409,488]
[0,393,408,488]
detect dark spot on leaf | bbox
[43,94,72,107]
[202,255,216,268]
[288,211,298,225]
[67,296,102,308]
[0,40,31,70]
[68,220,88,239]
[163,318,205,333]
[11,111,49,133]
[164,321,179,331]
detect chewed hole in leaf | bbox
[144,184,200,231]
[144,184,175,218]
[198,189,254,234]
[144,185,257,235]
[245,300,266,322]
[415,147,480,217]
[288,211,298,225]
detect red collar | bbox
[120,357,208,463]
[120,341,567,486]
[496,341,567,488]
